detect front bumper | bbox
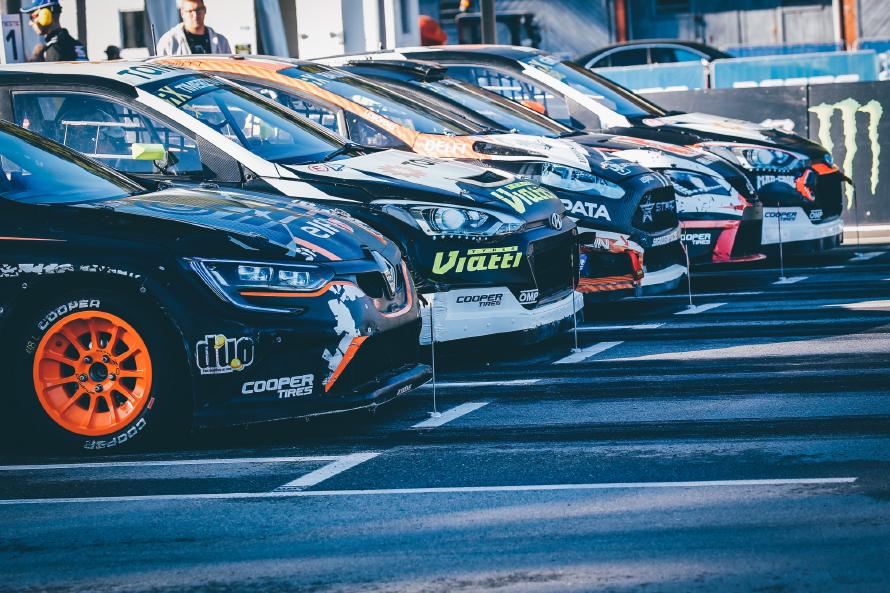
[419,287,582,344]
[761,207,844,248]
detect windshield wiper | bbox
[556,130,584,138]
[321,142,366,162]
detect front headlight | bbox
[376,201,526,238]
[539,163,626,198]
[189,258,335,312]
[663,170,732,197]
[472,141,544,158]
[697,142,808,173]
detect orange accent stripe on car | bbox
[812,163,839,175]
[291,237,342,261]
[681,220,739,229]
[0,236,64,241]
[795,171,815,201]
[240,281,353,299]
[711,221,742,263]
[325,336,369,393]
[577,276,637,293]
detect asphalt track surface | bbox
[1,244,889,593]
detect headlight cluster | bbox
[539,163,625,198]
[189,258,334,312]
[663,170,732,197]
[698,142,808,173]
[377,201,525,238]
[472,141,543,158]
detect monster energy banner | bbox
[645,81,890,226]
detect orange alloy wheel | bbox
[32,311,153,436]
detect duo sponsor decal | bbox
[432,246,523,275]
[455,293,503,308]
[490,181,559,214]
[195,334,255,375]
[242,374,314,399]
[561,199,611,221]
[809,98,882,208]
[682,233,712,246]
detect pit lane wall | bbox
[642,81,890,234]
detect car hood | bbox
[283,149,565,223]
[635,112,829,159]
[95,188,391,263]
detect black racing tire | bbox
[5,290,189,453]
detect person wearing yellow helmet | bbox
[20,0,86,62]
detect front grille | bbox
[529,232,575,301]
[813,171,843,218]
[329,321,421,396]
[633,186,679,234]
[644,240,685,273]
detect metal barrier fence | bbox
[710,50,880,88]
[593,62,707,93]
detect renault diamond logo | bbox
[549,212,563,230]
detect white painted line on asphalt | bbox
[627,291,762,301]
[0,456,342,472]
[576,323,665,332]
[675,303,726,315]
[851,251,885,261]
[0,477,858,505]
[419,379,538,389]
[554,341,623,364]
[825,265,845,270]
[774,276,808,285]
[273,452,381,492]
[824,299,890,311]
[412,402,491,429]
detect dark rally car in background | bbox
[167,55,684,297]
[0,120,429,451]
[0,62,579,345]
[380,45,844,255]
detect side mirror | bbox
[131,143,167,161]
[520,99,546,115]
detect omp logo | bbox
[809,209,823,221]
[809,98,883,208]
[196,334,255,375]
[682,233,712,246]
[456,293,503,308]
[490,181,558,214]
[561,199,611,221]
[518,289,539,304]
[432,246,523,275]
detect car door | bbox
[9,86,244,187]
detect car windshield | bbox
[522,55,666,118]
[378,76,568,137]
[0,125,142,205]
[280,65,479,136]
[140,74,346,165]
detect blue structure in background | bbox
[725,42,843,57]
[594,62,707,92]
[711,51,879,88]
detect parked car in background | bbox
[576,40,731,69]
[169,55,686,297]
[0,119,430,452]
[0,61,579,345]
[384,45,844,255]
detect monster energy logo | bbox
[809,98,883,209]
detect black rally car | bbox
[0,62,578,344]
[0,120,429,451]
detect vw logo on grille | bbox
[549,212,563,230]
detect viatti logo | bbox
[809,98,883,208]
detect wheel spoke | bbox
[59,393,82,414]
[81,395,97,429]
[42,351,78,365]
[104,394,119,423]
[42,376,77,389]
[59,327,85,355]
[106,325,122,352]
[117,370,145,379]
[87,318,100,350]
[115,385,137,404]
[118,347,142,363]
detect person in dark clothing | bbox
[21,0,86,62]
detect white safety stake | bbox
[776,203,787,282]
[570,244,581,353]
[427,297,441,419]
[681,241,695,310]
